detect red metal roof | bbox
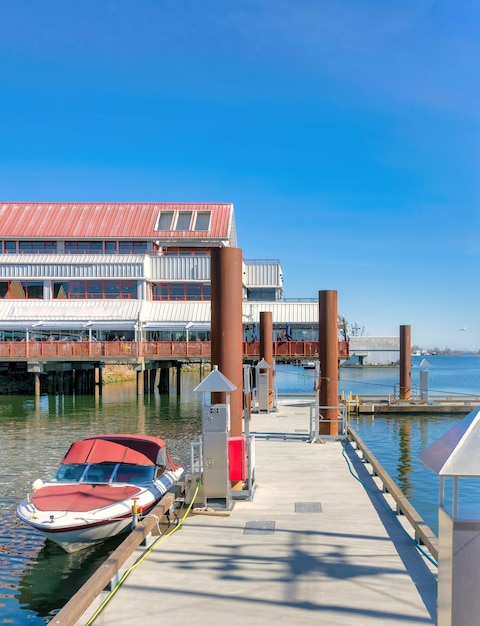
[0,203,233,241]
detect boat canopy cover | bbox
[61,434,179,470]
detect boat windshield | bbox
[113,464,155,483]
[82,463,117,483]
[53,462,155,484]
[54,464,88,482]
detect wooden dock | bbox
[59,400,437,626]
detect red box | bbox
[229,437,247,481]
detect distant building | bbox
[342,337,399,366]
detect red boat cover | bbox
[61,434,180,470]
[32,484,141,512]
[63,439,154,466]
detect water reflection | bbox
[16,537,125,620]
[397,420,413,498]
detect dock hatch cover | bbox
[244,521,275,535]
[295,502,322,513]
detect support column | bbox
[176,363,182,396]
[33,372,41,397]
[159,367,170,394]
[319,290,339,435]
[259,311,273,409]
[149,368,157,394]
[400,325,411,400]
[136,370,142,396]
[210,247,244,437]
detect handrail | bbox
[0,340,350,360]
[347,426,438,562]
[51,493,175,626]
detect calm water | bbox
[1,355,480,623]
[0,374,203,625]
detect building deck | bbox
[75,401,437,626]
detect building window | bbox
[105,241,117,254]
[3,242,16,254]
[118,241,148,254]
[53,280,137,299]
[64,241,103,254]
[0,281,43,299]
[246,288,277,302]
[175,212,192,230]
[194,212,211,231]
[152,282,211,301]
[156,211,174,230]
[19,241,57,254]
[163,248,209,257]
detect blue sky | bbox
[1,0,479,350]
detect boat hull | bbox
[17,468,183,552]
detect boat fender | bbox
[32,479,43,492]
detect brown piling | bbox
[259,311,274,409]
[210,247,244,437]
[318,290,339,435]
[399,325,411,400]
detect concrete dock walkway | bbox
[76,400,437,625]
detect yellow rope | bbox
[85,481,200,625]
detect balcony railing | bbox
[0,340,349,360]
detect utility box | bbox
[202,404,230,499]
[194,366,237,510]
[184,473,205,506]
[229,437,247,482]
[203,405,230,433]
[257,372,270,412]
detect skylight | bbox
[194,212,211,231]
[156,211,174,230]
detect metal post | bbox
[318,290,339,435]
[400,325,411,400]
[259,311,274,409]
[210,247,244,437]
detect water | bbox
[0,375,203,625]
[2,356,480,623]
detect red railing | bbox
[0,340,349,359]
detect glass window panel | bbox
[105,241,116,254]
[118,241,147,254]
[0,282,8,298]
[156,211,174,230]
[87,281,103,298]
[121,281,137,296]
[194,212,211,231]
[54,282,69,298]
[69,281,85,297]
[175,212,192,230]
[186,284,202,300]
[27,282,43,299]
[10,282,26,298]
[4,242,16,253]
[169,284,185,300]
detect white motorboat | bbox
[17,434,183,553]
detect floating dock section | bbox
[69,400,437,626]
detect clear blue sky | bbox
[1,1,479,350]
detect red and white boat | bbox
[17,434,183,553]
